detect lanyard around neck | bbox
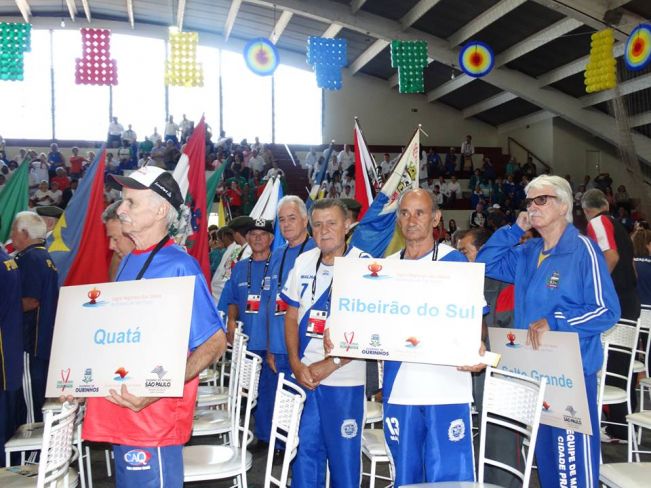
[400,242,438,261]
[278,235,309,286]
[247,254,271,291]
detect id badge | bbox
[246,294,261,313]
[306,309,327,338]
[274,293,288,316]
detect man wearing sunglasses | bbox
[477,175,620,488]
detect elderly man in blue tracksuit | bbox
[477,175,620,488]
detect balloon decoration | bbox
[584,28,616,93]
[0,22,31,81]
[307,36,347,90]
[243,37,279,76]
[625,24,651,71]
[458,41,494,78]
[390,40,428,93]
[75,28,117,85]
[165,31,203,86]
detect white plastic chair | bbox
[636,307,651,410]
[601,320,640,435]
[633,306,650,375]
[362,428,392,488]
[183,351,262,488]
[366,361,384,426]
[263,373,307,488]
[192,331,249,441]
[600,408,651,486]
[0,401,79,488]
[4,402,89,488]
[401,367,547,488]
[195,327,247,410]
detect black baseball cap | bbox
[110,166,184,210]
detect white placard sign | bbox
[488,327,592,435]
[46,276,195,398]
[328,257,485,366]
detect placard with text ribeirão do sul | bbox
[328,257,485,366]
[488,327,592,435]
[46,276,195,398]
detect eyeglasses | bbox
[525,195,557,208]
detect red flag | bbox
[49,150,110,286]
[353,120,376,219]
[182,117,211,286]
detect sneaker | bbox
[600,426,627,444]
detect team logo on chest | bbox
[546,271,560,289]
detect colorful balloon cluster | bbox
[584,28,616,93]
[166,31,203,87]
[625,23,651,71]
[75,28,117,86]
[390,40,428,93]
[243,38,279,76]
[307,36,347,90]
[0,22,31,81]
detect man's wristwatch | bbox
[332,357,341,366]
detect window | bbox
[168,44,220,136]
[1,30,52,139]
[52,30,110,140]
[273,64,322,144]
[111,33,166,141]
[220,49,272,143]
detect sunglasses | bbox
[525,195,557,208]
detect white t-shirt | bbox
[165,122,179,137]
[337,150,354,171]
[385,246,473,405]
[282,247,367,387]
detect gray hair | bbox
[398,188,439,213]
[102,200,122,223]
[277,195,308,219]
[146,190,180,230]
[525,175,573,223]
[581,188,609,211]
[13,211,47,239]
[309,198,348,224]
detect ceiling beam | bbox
[15,0,30,22]
[427,76,474,102]
[531,0,644,42]
[224,0,242,41]
[349,39,389,75]
[322,23,342,38]
[537,43,625,87]
[463,92,518,118]
[81,0,91,22]
[580,72,651,107]
[630,111,651,129]
[245,0,651,162]
[400,0,443,30]
[177,0,186,31]
[497,110,555,133]
[270,10,293,44]
[448,0,527,47]
[126,0,134,29]
[65,0,77,21]
[350,0,367,14]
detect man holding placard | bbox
[82,166,227,487]
[477,175,620,488]
[280,198,368,488]
[382,189,486,486]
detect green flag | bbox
[0,159,29,242]
[206,160,230,216]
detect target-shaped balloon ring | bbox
[458,41,495,78]
[243,37,279,76]
[625,24,651,71]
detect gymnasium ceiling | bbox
[1,0,651,163]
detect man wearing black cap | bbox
[222,218,275,446]
[211,215,253,305]
[82,165,227,487]
[34,206,63,240]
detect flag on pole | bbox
[0,158,29,243]
[217,199,227,227]
[48,150,109,286]
[272,180,286,251]
[353,118,380,219]
[306,143,335,210]
[350,127,420,257]
[172,116,211,285]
